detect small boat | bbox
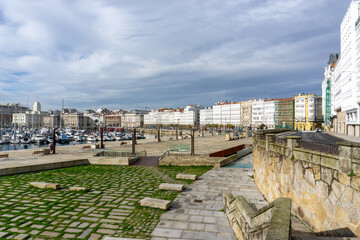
[20,136,31,144]
[32,135,46,143]
[1,134,10,144]
[46,135,54,143]
[86,135,97,142]
[10,134,20,144]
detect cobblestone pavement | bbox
[0,165,210,240]
[150,164,268,240]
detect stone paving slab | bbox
[159,183,185,192]
[150,166,268,240]
[140,197,172,210]
[176,174,198,180]
[29,181,60,189]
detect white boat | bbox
[10,134,20,144]
[114,133,123,141]
[1,134,10,144]
[74,135,86,142]
[104,134,114,141]
[20,136,31,144]
[86,135,97,142]
[32,135,46,143]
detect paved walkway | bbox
[327,132,360,143]
[150,163,267,240]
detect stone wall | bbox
[223,193,291,240]
[253,131,360,237]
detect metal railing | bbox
[159,151,170,161]
[299,140,339,155]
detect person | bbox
[48,143,53,151]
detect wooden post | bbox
[191,129,195,155]
[52,128,58,154]
[100,128,104,149]
[157,128,161,142]
[132,128,136,155]
[176,127,178,140]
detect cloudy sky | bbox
[0,0,351,111]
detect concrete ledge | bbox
[30,182,60,189]
[0,159,90,177]
[140,197,171,210]
[176,173,198,180]
[159,183,184,192]
[88,157,130,165]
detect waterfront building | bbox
[12,102,48,128]
[62,113,91,129]
[251,99,276,129]
[322,53,340,132]
[240,100,252,127]
[122,113,144,129]
[43,115,61,128]
[0,103,29,128]
[294,94,323,131]
[84,110,103,127]
[144,105,203,127]
[200,107,213,127]
[211,101,241,127]
[251,99,265,128]
[274,97,294,129]
[104,114,122,129]
[264,100,276,129]
[323,1,360,136]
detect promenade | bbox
[0,134,253,174]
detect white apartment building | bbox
[323,1,360,136]
[199,107,213,126]
[252,99,276,128]
[252,99,264,128]
[144,105,203,127]
[210,102,241,126]
[215,102,242,126]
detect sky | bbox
[0,0,352,111]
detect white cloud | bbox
[0,0,350,110]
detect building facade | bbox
[144,105,202,127]
[62,114,90,129]
[274,98,294,129]
[12,102,47,128]
[0,103,29,128]
[199,107,213,126]
[321,1,360,136]
[240,100,252,127]
[104,115,122,128]
[294,94,323,131]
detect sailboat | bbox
[10,134,20,144]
